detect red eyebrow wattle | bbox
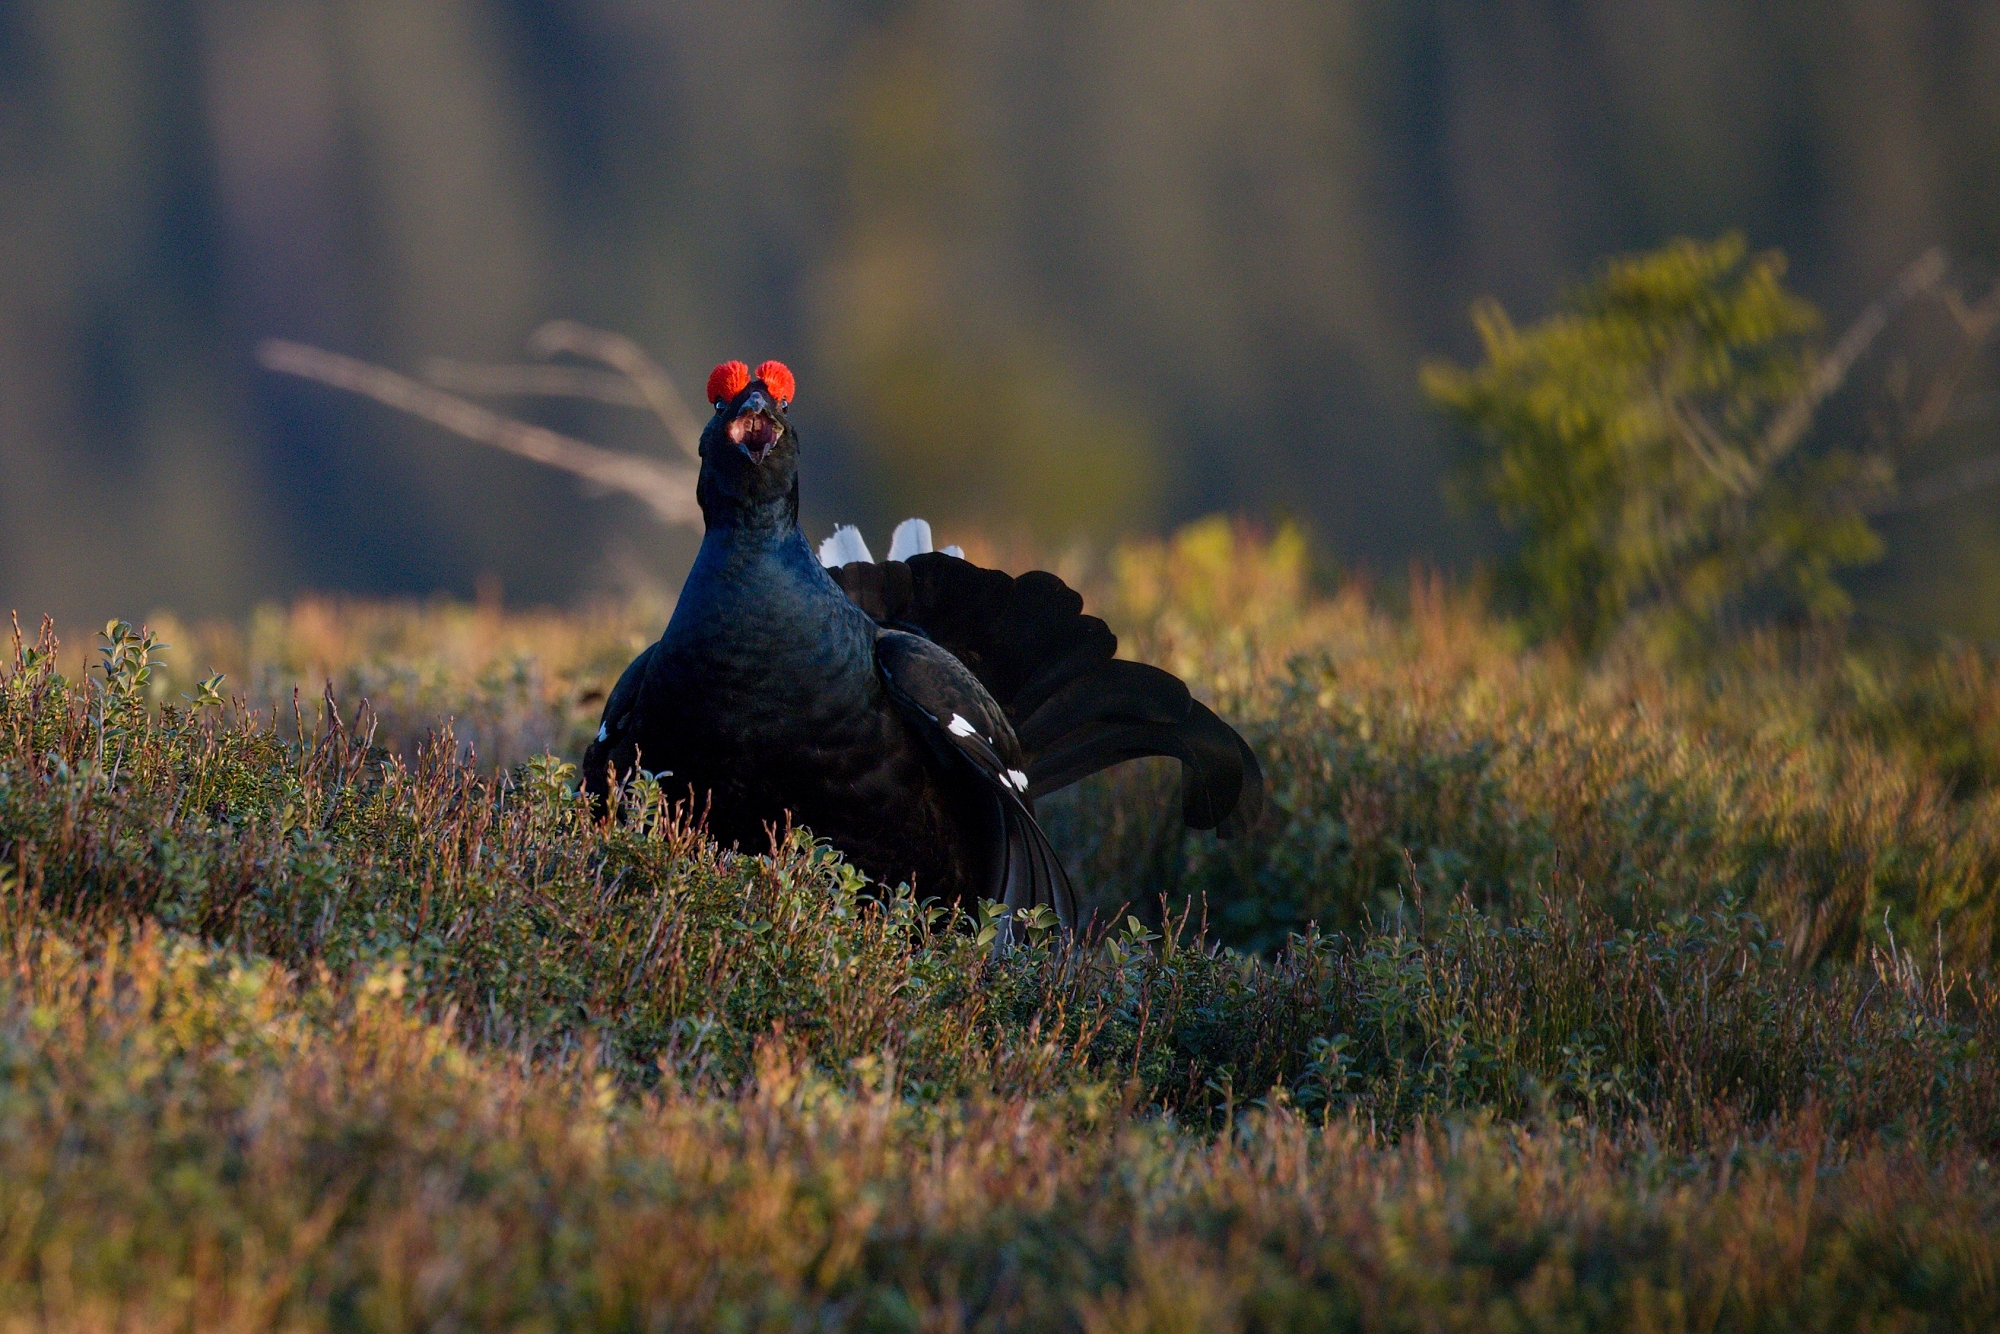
[707,360,751,404]
[755,360,795,405]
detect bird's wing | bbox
[582,639,658,808]
[874,630,1078,930]
[831,552,1263,834]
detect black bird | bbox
[583,358,1261,928]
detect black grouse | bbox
[582,358,1261,929]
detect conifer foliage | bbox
[1425,235,1888,654]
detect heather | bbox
[4,927,1993,1331]
[0,525,1996,1327]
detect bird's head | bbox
[696,359,801,524]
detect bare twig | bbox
[1864,276,2000,515]
[1760,247,1950,464]
[526,320,705,459]
[1902,280,2000,444]
[257,339,701,526]
[421,359,651,409]
[1661,389,1758,495]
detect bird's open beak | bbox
[726,387,781,463]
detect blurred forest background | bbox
[2,1,1998,633]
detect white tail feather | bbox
[888,517,934,561]
[818,524,874,568]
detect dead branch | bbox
[421,359,650,409]
[1864,275,2000,514]
[1902,279,2000,444]
[1760,247,1949,464]
[525,320,704,459]
[1661,389,1758,495]
[257,339,701,527]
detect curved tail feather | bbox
[993,787,1078,929]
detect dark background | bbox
[2,2,1996,631]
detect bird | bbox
[582,358,1261,930]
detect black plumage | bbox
[583,369,1261,928]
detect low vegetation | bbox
[6,924,1994,1330]
[3,517,1999,1327]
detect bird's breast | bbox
[650,557,888,767]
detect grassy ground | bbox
[3,520,1998,1329]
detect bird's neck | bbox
[688,516,815,573]
[668,463,859,656]
[668,501,846,636]
[695,470,800,533]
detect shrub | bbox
[5,615,1997,1149]
[1422,234,1887,656]
[0,921,1995,1331]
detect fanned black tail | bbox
[830,552,1263,834]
